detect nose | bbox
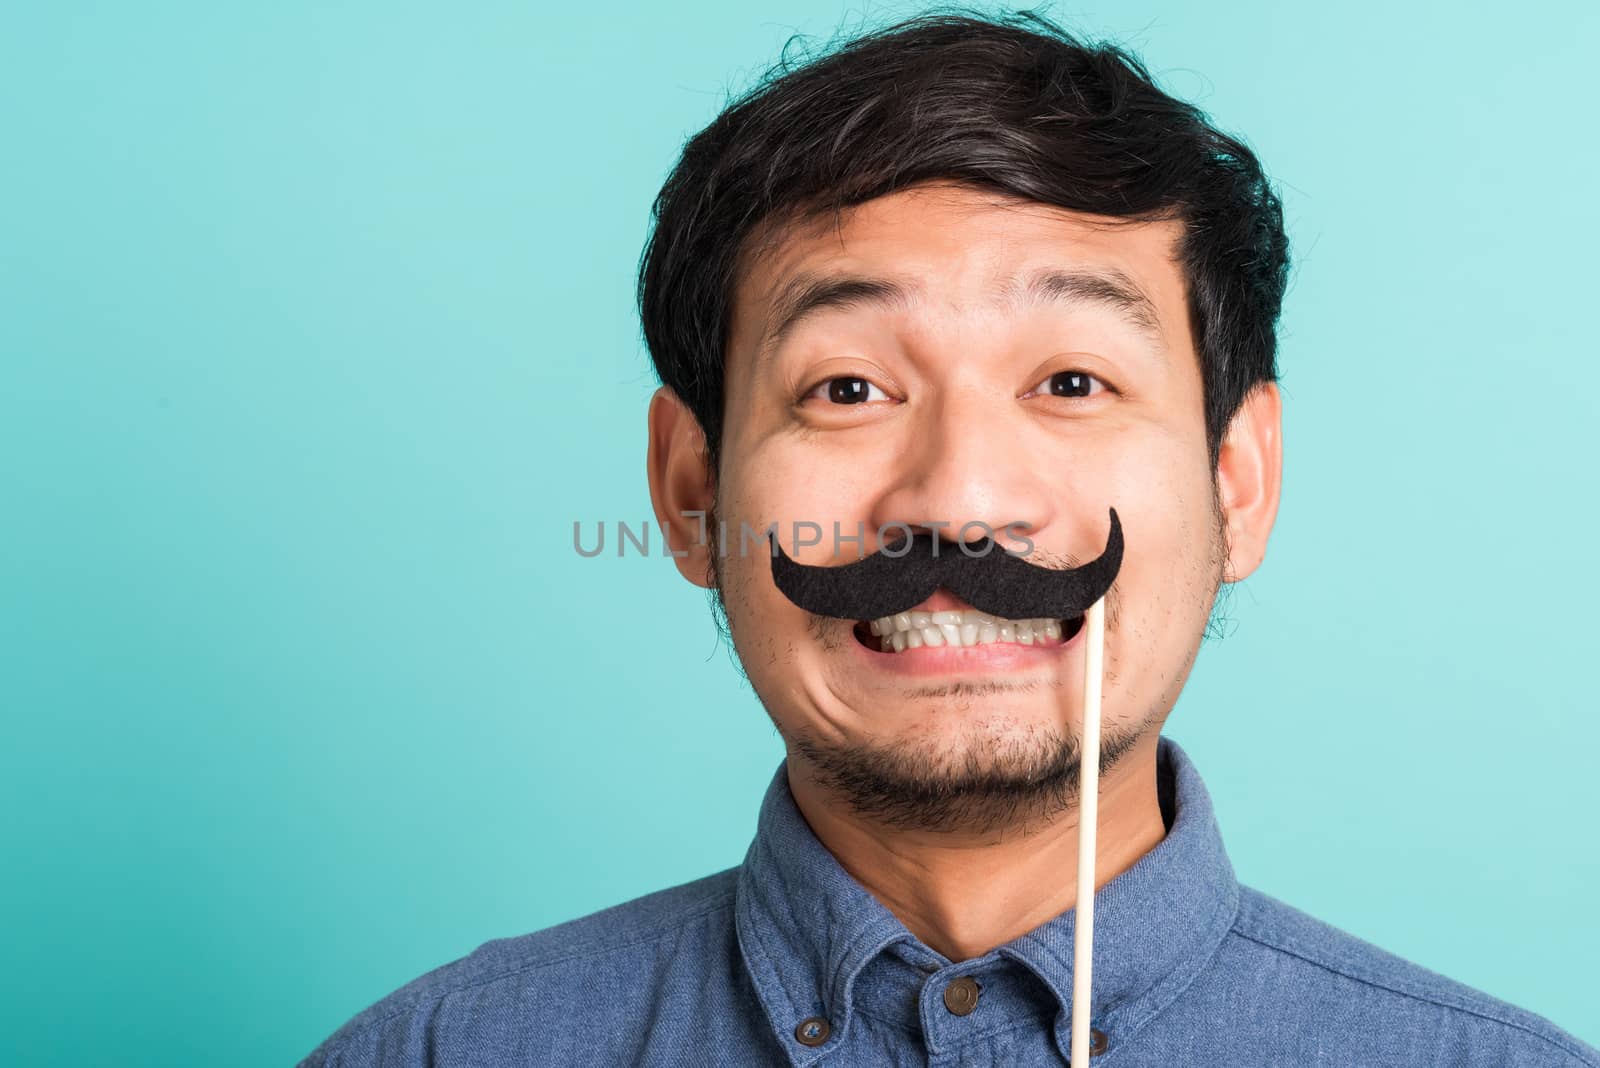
[869,384,1057,554]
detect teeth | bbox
[866,609,1073,652]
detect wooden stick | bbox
[1070,595,1106,1064]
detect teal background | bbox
[3,1,1596,1062]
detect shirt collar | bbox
[733,735,1241,1066]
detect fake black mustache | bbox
[768,507,1123,622]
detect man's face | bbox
[692,180,1231,830]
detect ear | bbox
[1215,381,1283,583]
[646,385,717,588]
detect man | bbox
[301,11,1598,1066]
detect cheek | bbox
[720,431,888,554]
[1106,453,1216,624]
[712,456,879,670]
[709,474,814,637]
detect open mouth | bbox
[852,609,1086,653]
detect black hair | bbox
[637,7,1290,477]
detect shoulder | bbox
[1220,885,1598,1065]
[297,866,742,1067]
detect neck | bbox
[786,733,1167,963]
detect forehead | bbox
[728,180,1191,358]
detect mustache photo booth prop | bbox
[766,507,1124,623]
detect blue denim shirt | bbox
[300,737,1597,1066]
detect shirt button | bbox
[794,1016,831,1047]
[1090,1027,1109,1056]
[942,975,981,1016]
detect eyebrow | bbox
[757,265,1166,361]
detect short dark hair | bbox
[637,7,1290,476]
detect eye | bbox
[804,375,892,405]
[1023,370,1111,399]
